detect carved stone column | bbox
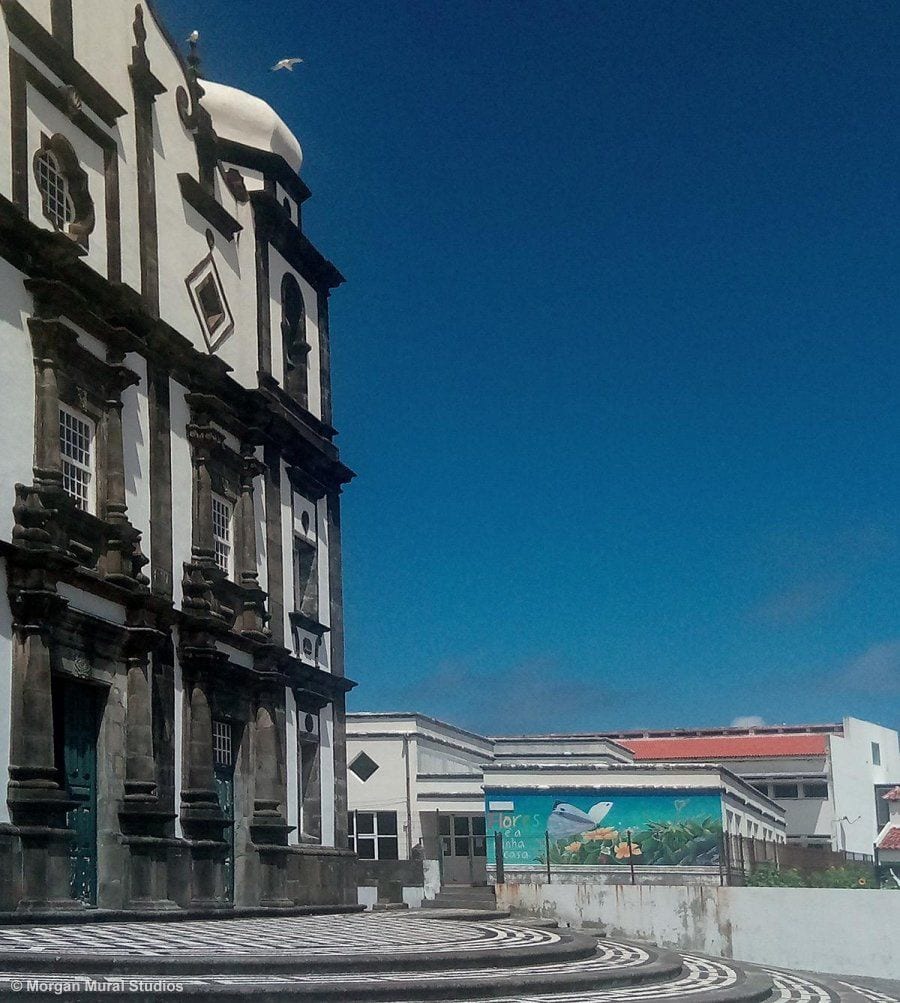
[183,421,224,619]
[6,583,80,911]
[102,352,144,586]
[252,694,292,907]
[28,319,76,495]
[179,665,230,909]
[235,446,268,639]
[119,623,178,911]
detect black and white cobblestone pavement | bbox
[0,912,892,1002]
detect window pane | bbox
[751,784,769,796]
[872,742,882,766]
[377,837,399,860]
[802,783,828,799]
[440,836,452,857]
[356,837,375,860]
[472,816,486,835]
[772,783,799,799]
[438,816,451,835]
[376,811,398,835]
[454,837,469,857]
[473,836,487,856]
[454,816,470,835]
[356,812,375,834]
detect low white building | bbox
[346,713,785,887]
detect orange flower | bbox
[614,841,642,859]
[564,841,582,854]
[585,827,619,842]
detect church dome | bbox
[199,79,303,174]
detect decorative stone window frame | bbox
[22,316,145,586]
[32,132,95,248]
[280,272,310,408]
[183,395,268,639]
[185,232,235,353]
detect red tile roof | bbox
[877,827,900,850]
[619,734,828,761]
[882,786,900,802]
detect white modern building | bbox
[604,717,900,858]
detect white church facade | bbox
[0,0,357,912]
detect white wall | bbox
[122,352,151,580]
[496,881,900,980]
[168,380,192,608]
[347,731,412,858]
[0,259,36,542]
[830,717,900,855]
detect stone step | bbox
[0,912,840,1003]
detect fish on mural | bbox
[547,801,614,838]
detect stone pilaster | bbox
[252,694,292,907]
[235,446,268,639]
[6,581,81,911]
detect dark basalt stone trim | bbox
[317,288,334,427]
[255,224,272,377]
[49,0,72,54]
[2,0,127,125]
[217,137,312,205]
[264,443,285,646]
[131,77,159,315]
[148,364,174,599]
[9,49,122,280]
[326,493,346,681]
[251,190,345,290]
[178,172,242,240]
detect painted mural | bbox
[484,790,723,867]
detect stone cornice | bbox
[1,0,126,125]
[250,190,344,290]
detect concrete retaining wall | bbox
[495,880,900,980]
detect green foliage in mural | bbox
[540,816,723,867]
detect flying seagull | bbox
[187,30,199,43]
[272,57,304,72]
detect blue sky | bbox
[157,0,900,734]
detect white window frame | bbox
[58,403,95,514]
[211,493,233,577]
[348,810,399,861]
[35,149,74,232]
[212,719,233,767]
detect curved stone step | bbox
[0,915,597,977]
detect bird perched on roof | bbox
[272,57,304,72]
[187,30,199,43]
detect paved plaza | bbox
[0,912,892,1002]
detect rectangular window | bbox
[772,783,799,799]
[58,405,94,512]
[751,783,770,797]
[872,742,881,766]
[348,810,399,860]
[212,719,232,767]
[211,494,232,575]
[802,782,828,799]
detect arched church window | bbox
[32,134,94,247]
[281,273,309,406]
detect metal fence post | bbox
[545,831,552,884]
[494,831,504,884]
[627,829,637,885]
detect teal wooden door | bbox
[214,766,235,902]
[213,719,235,903]
[60,683,99,905]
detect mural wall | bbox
[485,789,724,868]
